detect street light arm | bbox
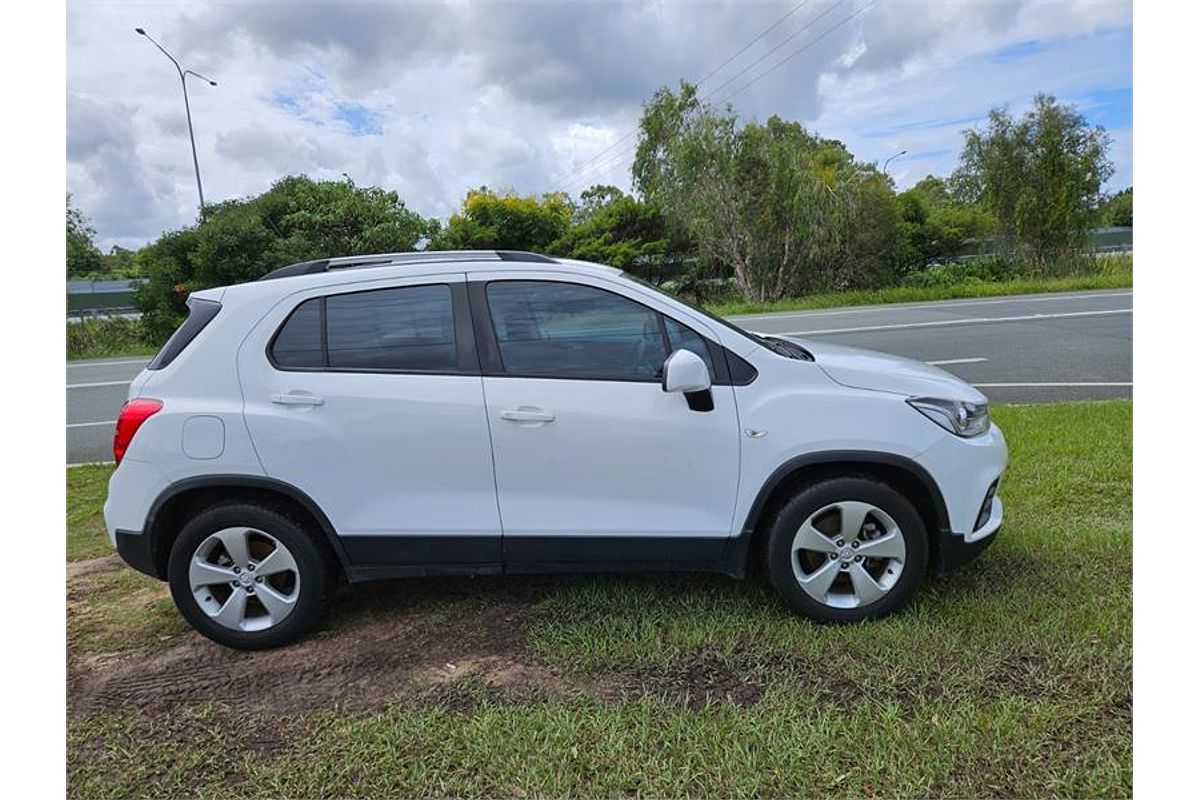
[184,70,218,87]
[882,150,909,174]
[136,28,183,76]
[135,27,213,213]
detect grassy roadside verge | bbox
[67,316,161,362]
[68,343,160,362]
[66,400,1131,797]
[707,270,1133,316]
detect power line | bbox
[693,1,811,87]
[555,2,876,197]
[717,0,876,105]
[698,0,846,102]
[552,1,816,195]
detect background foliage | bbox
[134,176,433,339]
[67,88,1129,336]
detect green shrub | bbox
[899,252,1131,289]
[67,316,162,360]
[1094,253,1133,276]
[899,255,1022,288]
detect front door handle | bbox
[271,392,324,406]
[500,407,555,423]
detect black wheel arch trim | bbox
[139,474,353,580]
[727,450,952,577]
[740,450,951,536]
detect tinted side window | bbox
[664,316,715,379]
[486,281,667,380]
[148,297,221,370]
[270,298,323,369]
[326,284,455,371]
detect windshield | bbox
[620,272,769,348]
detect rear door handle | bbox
[271,392,324,406]
[500,407,555,423]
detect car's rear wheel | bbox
[167,503,333,649]
[765,477,929,622]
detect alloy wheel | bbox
[189,526,301,632]
[790,500,907,609]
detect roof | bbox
[211,250,623,305]
[258,249,563,281]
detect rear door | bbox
[238,274,501,575]
[471,274,743,570]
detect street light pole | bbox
[135,28,217,212]
[882,149,908,176]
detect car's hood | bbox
[769,335,987,403]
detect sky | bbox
[66,0,1133,251]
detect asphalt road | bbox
[66,288,1132,464]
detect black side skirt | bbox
[337,534,740,582]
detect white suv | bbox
[104,250,1006,649]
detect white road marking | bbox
[66,358,150,368]
[67,420,116,428]
[67,380,133,389]
[972,382,1132,388]
[925,357,988,366]
[783,308,1131,336]
[67,461,115,468]
[728,290,1132,322]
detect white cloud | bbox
[66,0,1133,250]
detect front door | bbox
[473,277,742,569]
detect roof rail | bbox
[258,250,558,281]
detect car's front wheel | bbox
[765,477,929,622]
[167,503,334,649]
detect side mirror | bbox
[662,349,711,394]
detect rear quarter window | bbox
[147,298,222,370]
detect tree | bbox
[136,175,434,339]
[633,83,901,301]
[67,194,105,278]
[951,94,1113,270]
[101,246,141,278]
[896,175,995,268]
[430,187,571,252]
[1102,186,1132,227]
[551,185,685,275]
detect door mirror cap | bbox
[662,349,712,394]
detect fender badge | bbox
[743,429,768,439]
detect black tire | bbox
[765,477,929,623]
[167,503,335,650]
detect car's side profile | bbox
[104,250,1006,649]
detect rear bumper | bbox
[103,458,171,547]
[114,528,161,579]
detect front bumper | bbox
[936,494,1002,575]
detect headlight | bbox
[907,397,990,437]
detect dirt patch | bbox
[70,585,541,715]
[640,653,765,710]
[67,573,644,718]
[67,554,122,580]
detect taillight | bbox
[113,399,163,464]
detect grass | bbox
[66,400,1131,798]
[68,342,160,362]
[67,316,161,361]
[67,464,118,561]
[706,270,1132,316]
